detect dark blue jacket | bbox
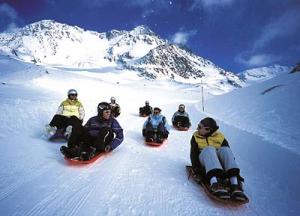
[84,116,124,150]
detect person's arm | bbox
[221,138,230,147]
[171,112,176,123]
[78,105,85,121]
[190,136,201,169]
[56,102,64,115]
[110,119,124,150]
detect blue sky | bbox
[0,0,299,72]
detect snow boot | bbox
[209,182,230,199]
[64,125,72,139]
[45,124,57,136]
[60,146,69,157]
[231,184,248,201]
[79,152,90,161]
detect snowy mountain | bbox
[0,53,300,216]
[238,65,291,86]
[0,20,244,94]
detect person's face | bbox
[197,123,210,136]
[69,94,77,100]
[153,110,160,115]
[179,106,184,112]
[102,110,111,119]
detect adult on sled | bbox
[139,100,153,116]
[142,107,169,143]
[190,117,247,201]
[109,97,121,117]
[45,89,85,138]
[172,104,191,128]
[60,102,124,161]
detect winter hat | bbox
[153,107,161,112]
[200,117,219,132]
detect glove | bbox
[104,145,111,153]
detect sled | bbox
[49,128,67,142]
[185,165,249,205]
[139,113,149,117]
[65,152,108,165]
[145,139,167,147]
[173,125,190,131]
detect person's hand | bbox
[104,145,111,152]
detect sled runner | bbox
[49,128,67,142]
[173,125,189,131]
[145,139,167,147]
[186,165,249,205]
[65,152,108,165]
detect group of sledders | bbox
[45,89,248,202]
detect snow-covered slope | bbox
[205,71,300,154]
[238,65,291,86]
[0,54,300,216]
[0,20,244,94]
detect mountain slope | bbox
[0,54,300,215]
[206,71,300,154]
[0,20,244,94]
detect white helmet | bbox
[67,89,78,97]
[110,97,116,102]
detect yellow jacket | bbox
[192,130,225,150]
[56,99,85,120]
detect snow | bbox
[0,53,300,216]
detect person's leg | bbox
[199,146,223,179]
[49,115,69,129]
[181,117,190,127]
[217,147,247,200]
[217,147,240,177]
[199,146,230,198]
[93,127,114,152]
[145,122,155,141]
[67,124,84,148]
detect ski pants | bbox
[173,116,190,127]
[199,146,240,180]
[49,114,82,130]
[68,126,114,153]
[144,122,169,139]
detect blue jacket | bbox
[143,114,170,131]
[84,116,124,150]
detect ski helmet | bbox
[110,97,116,103]
[179,104,185,112]
[97,102,111,117]
[67,89,78,98]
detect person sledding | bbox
[190,117,248,201]
[109,97,121,117]
[45,89,85,139]
[60,102,124,161]
[172,104,191,129]
[139,100,153,117]
[142,107,169,143]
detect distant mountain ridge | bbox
[238,65,291,86]
[0,19,289,94]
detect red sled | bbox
[139,113,148,117]
[145,139,167,147]
[65,152,108,165]
[173,126,190,131]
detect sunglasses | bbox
[69,94,77,96]
[197,125,210,131]
[103,110,111,114]
[153,111,160,114]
